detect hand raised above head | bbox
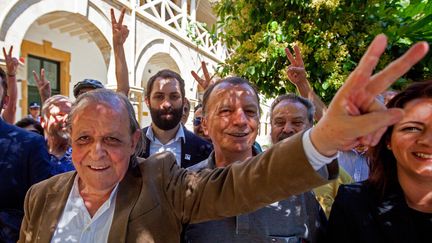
[285,45,307,86]
[3,46,18,77]
[111,8,129,46]
[33,68,51,103]
[191,61,214,90]
[310,34,429,156]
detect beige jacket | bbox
[19,132,337,242]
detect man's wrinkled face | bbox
[202,83,259,155]
[43,98,72,139]
[193,107,210,140]
[146,78,183,130]
[270,99,312,144]
[71,102,140,192]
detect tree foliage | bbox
[214,0,432,102]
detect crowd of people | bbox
[0,7,431,243]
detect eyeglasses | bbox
[193,117,202,126]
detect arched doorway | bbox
[20,11,110,116]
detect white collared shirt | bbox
[302,128,339,170]
[146,125,185,166]
[51,176,119,243]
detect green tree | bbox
[215,0,432,102]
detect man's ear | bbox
[131,129,142,151]
[202,116,209,136]
[144,96,150,107]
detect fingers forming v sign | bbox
[311,34,429,155]
[33,69,51,102]
[285,45,307,85]
[3,46,18,76]
[111,8,129,45]
[191,61,213,90]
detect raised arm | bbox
[285,45,327,121]
[2,46,18,124]
[111,8,130,96]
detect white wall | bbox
[24,22,108,97]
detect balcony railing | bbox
[136,0,226,61]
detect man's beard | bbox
[48,123,70,141]
[150,106,183,130]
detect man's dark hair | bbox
[0,67,7,94]
[146,69,185,99]
[270,94,315,124]
[15,118,44,136]
[202,76,260,116]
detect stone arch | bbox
[135,38,185,89]
[1,0,112,67]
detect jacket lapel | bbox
[38,173,76,242]
[108,167,143,243]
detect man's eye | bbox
[76,136,90,144]
[219,109,231,115]
[104,137,121,145]
[245,110,257,117]
[170,94,181,100]
[153,95,164,100]
[274,120,285,126]
[293,121,304,126]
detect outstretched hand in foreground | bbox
[310,34,429,156]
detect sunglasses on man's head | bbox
[193,117,202,126]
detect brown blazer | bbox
[19,132,337,243]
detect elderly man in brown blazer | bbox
[19,35,428,242]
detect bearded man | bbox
[140,69,212,168]
[41,95,74,174]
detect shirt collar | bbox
[71,175,119,209]
[146,124,186,143]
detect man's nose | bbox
[161,99,172,109]
[90,141,106,160]
[283,123,296,134]
[232,109,248,125]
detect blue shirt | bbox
[338,149,369,182]
[49,146,75,175]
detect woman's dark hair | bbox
[368,80,432,195]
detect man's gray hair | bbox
[67,89,144,166]
[42,95,71,119]
[270,94,315,124]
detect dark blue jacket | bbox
[140,126,213,168]
[0,119,51,243]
